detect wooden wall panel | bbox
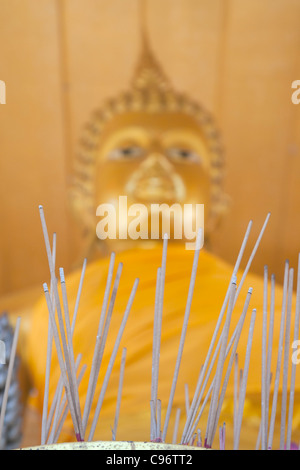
[210,0,300,283]
[281,92,300,273]
[0,0,72,295]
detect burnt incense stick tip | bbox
[75,433,84,442]
[248,287,253,294]
[43,283,49,293]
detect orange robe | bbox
[25,245,300,449]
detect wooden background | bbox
[1,0,300,297]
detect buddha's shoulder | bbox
[64,245,269,292]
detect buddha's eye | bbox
[167,147,201,163]
[108,146,145,160]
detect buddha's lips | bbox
[131,185,179,203]
[127,176,185,203]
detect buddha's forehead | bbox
[101,110,203,142]
[98,111,207,161]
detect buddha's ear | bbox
[218,192,232,219]
[68,181,94,234]
[205,191,231,241]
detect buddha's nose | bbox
[139,153,173,177]
[125,151,185,202]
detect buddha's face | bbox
[95,110,212,250]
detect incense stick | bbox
[53,361,87,444]
[152,234,168,436]
[162,228,202,442]
[45,258,86,441]
[210,288,253,444]
[185,383,190,416]
[0,316,21,448]
[88,278,139,441]
[39,206,83,439]
[87,262,123,427]
[112,347,127,441]
[256,417,262,449]
[41,233,57,445]
[234,213,270,303]
[234,353,239,444]
[189,432,196,446]
[48,378,65,444]
[46,378,62,440]
[150,400,157,441]
[211,214,270,443]
[82,260,122,434]
[151,267,161,440]
[183,286,252,445]
[268,260,289,449]
[286,254,300,449]
[197,428,202,447]
[172,408,181,444]
[206,281,236,447]
[156,399,162,440]
[43,284,80,439]
[195,212,268,406]
[96,252,116,341]
[72,258,87,331]
[181,216,266,443]
[233,308,256,450]
[60,267,84,439]
[279,268,294,449]
[219,422,226,450]
[48,354,83,444]
[261,265,268,450]
[266,274,275,441]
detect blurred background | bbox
[0,0,300,299]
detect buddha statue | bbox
[5,30,300,450]
[70,33,227,259]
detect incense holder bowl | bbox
[19,441,205,451]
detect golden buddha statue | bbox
[7,27,300,450]
[70,32,227,259]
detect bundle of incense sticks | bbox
[37,206,300,449]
